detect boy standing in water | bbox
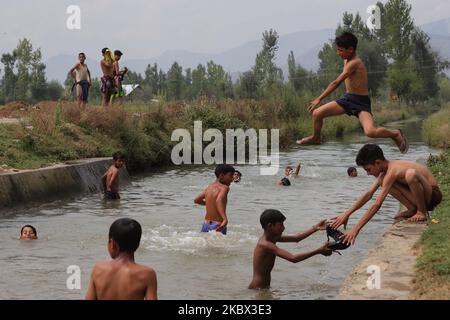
[278,162,301,186]
[102,151,125,200]
[249,209,331,290]
[67,52,91,108]
[194,164,235,235]
[331,144,442,245]
[297,32,408,153]
[85,218,157,300]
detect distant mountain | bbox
[45,28,334,83]
[44,19,450,83]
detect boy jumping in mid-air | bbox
[249,209,331,289]
[102,151,125,200]
[85,218,157,300]
[194,164,235,235]
[297,32,408,154]
[330,144,442,245]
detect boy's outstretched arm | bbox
[144,269,158,300]
[330,177,382,229]
[215,187,229,232]
[294,162,301,177]
[279,220,327,243]
[194,190,206,205]
[342,173,396,245]
[308,60,358,113]
[267,242,331,263]
[67,64,78,80]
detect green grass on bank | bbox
[0,99,418,171]
[413,149,450,299]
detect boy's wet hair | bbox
[285,166,293,171]
[112,151,125,161]
[21,225,37,236]
[356,144,386,166]
[260,209,286,229]
[78,52,86,57]
[215,164,235,178]
[335,32,358,50]
[347,167,357,176]
[108,218,142,253]
[114,50,123,57]
[101,48,108,54]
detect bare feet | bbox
[393,129,409,154]
[394,209,416,220]
[408,212,427,222]
[296,136,321,145]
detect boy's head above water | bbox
[20,225,37,240]
[347,166,358,177]
[108,218,142,258]
[215,164,235,186]
[356,144,387,177]
[335,32,358,60]
[284,166,293,176]
[233,170,242,183]
[112,151,125,169]
[260,209,286,235]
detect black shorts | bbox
[336,93,372,117]
[104,191,120,200]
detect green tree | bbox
[13,39,34,101]
[0,52,17,102]
[166,62,184,100]
[192,64,207,98]
[29,48,47,102]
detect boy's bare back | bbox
[204,181,229,222]
[344,57,369,95]
[384,160,438,186]
[86,260,157,300]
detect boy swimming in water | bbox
[347,166,358,177]
[249,209,331,290]
[278,162,301,186]
[194,164,235,235]
[101,151,125,200]
[233,170,242,183]
[85,218,157,300]
[296,32,408,153]
[330,144,442,245]
[20,225,38,240]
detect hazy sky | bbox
[1,0,450,60]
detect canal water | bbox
[0,119,437,299]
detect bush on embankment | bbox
[413,149,450,299]
[422,104,450,149]
[0,98,416,171]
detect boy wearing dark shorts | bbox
[297,32,408,154]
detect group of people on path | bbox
[67,49,128,109]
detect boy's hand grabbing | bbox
[314,219,328,231]
[318,243,332,256]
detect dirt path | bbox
[337,220,425,300]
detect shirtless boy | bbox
[100,48,115,107]
[297,32,408,154]
[85,218,157,300]
[68,52,91,108]
[331,144,442,245]
[194,164,235,235]
[278,161,301,186]
[102,151,125,200]
[249,209,331,289]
